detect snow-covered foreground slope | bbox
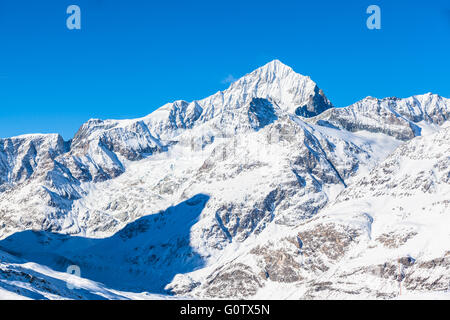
[0,60,449,299]
[0,248,168,300]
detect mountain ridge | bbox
[0,60,449,299]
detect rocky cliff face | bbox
[312,93,449,140]
[0,60,448,300]
[0,134,67,188]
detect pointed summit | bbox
[237,59,297,86]
[255,59,294,75]
[143,60,334,137]
[225,59,333,117]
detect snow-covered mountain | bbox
[0,60,449,300]
[311,93,449,140]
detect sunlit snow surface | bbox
[0,61,449,299]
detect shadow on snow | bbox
[0,194,210,295]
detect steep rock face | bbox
[312,94,450,141]
[71,118,165,162]
[247,98,278,129]
[193,59,333,121]
[186,127,449,299]
[0,134,66,189]
[337,125,450,201]
[290,126,450,299]
[391,94,449,124]
[295,85,333,118]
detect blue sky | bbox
[0,0,449,139]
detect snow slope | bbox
[0,60,449,299]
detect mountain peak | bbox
[258,59,293,73]
[217,60,332,117]
[243,59,298,82]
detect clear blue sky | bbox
[0,0,449,139]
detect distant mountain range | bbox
[0,60,449,299]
